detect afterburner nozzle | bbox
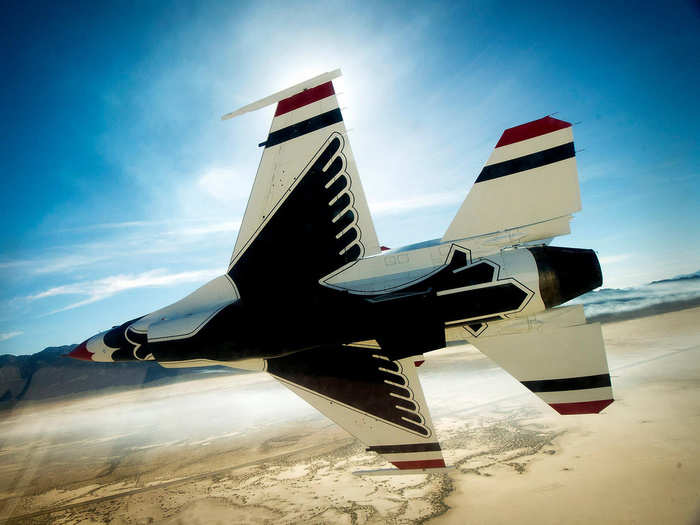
[528,246,603,308]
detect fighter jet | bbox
[68,70,612,474]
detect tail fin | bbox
[223,71,380,299]
[443,116,581,245]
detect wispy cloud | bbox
[60,217,239,233]
[34,254,116,275]
[1,251,128,276]
[369,191,462,216]
[2,219,241,278]
[175,220,241,237]
[28,268,222,313]
[0,260,33,270]
[0,331,23,342]
[0,254,113,274]
[598,254,632,265]
[59,220,168,232]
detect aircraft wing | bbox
[266,345,449,474]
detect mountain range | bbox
[0,346,239,409]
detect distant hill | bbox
[650,270,700,285]
[569,268,700,322]
[0,345,240,409]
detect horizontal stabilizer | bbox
[457,306,613,414]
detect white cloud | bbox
[28,268,222,313]
[0,331,23,342]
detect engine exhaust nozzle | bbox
[528,246,602,309]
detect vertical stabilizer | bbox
[222,71,381,297]
[443,116,581,243]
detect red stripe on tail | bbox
[496,116,571,148]
[550,399,613,415]
[392,459,446,470]
[275,81,335,116]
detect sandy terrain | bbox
[0,308,698,524]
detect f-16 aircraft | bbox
[68,70,613,474]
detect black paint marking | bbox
[476,142,575,182]
[265,109,343,148]
[439,283,529,322]
[465,322,488,337]
[452,262,496,285]
[229,134,364,302]
[522,374,611,392]
[367,442,442,454]
[103,317,146,361]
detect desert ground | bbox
[0,307,698,524]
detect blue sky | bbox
[1,1,698,355]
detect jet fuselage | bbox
[71,243,601,365]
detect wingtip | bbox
[550,399,614,415]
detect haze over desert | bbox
[0,307,697,524]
